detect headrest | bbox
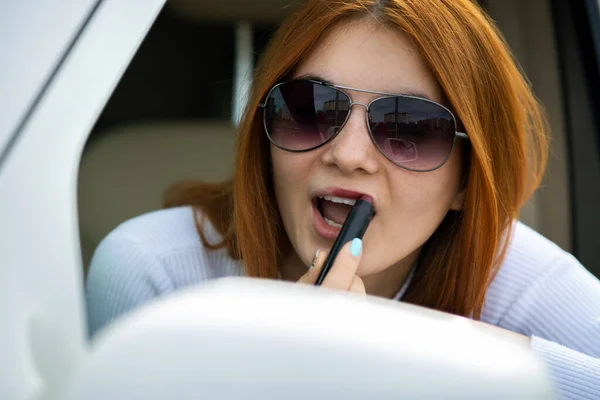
[78,120,237,268]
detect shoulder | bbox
[482,222,600,357]
[89,205,244,289]
[85,206,243,336]
[501,220,577,277]
[108,205,215,251]
[481,220,582,324]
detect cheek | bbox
[271,147,299,198]
[270,146,315,212]
[386,155,463,227]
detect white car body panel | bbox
[0,0,98,154]
[0,0,164,398]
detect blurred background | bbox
[77,0,600,279]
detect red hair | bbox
[165,0,549,319]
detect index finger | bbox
[321,238,363,290]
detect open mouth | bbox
[315,195,356,228]
[313,195,375,229]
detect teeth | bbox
[319,195,357,206]
[323,216,343,228]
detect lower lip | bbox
[312,202,343,240]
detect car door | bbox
[0,0,165,398]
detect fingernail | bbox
[309,249,320,269]
[350,238,362,257]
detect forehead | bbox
[292,19,443,104]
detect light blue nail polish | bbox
[350,238,362,257]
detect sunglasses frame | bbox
[259,79,469,172]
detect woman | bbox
[86,0,600,397]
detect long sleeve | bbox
[496,255,600,399]
[85,232,175,338]
[84,206,244,339]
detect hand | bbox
[297,238,366,295]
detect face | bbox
[270,19,465,291]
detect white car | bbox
[1,0,598,399]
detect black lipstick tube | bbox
[314,199,375,286]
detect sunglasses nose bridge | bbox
[332,102,375,150]
[346,101,370,128]
[345,101,372,136]
[349,101,369,110]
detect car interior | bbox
[77,0,600,280]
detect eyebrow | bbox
[293,73,435,102]
[294,73,335,86]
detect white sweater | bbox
[85,206,600,399]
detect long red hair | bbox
[165,0,549,319]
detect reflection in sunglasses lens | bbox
[264,81,456,170]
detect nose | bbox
[320,103,380,175]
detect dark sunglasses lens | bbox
[368,97,456,171]
[264,81,350,151]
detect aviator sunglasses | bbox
[259,79,468,172]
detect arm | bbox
[497,255,600,399]
[85,233,175,338]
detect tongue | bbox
[321,200,353,225]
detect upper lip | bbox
[312,187,377,211]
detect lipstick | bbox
[314,198,375,286]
